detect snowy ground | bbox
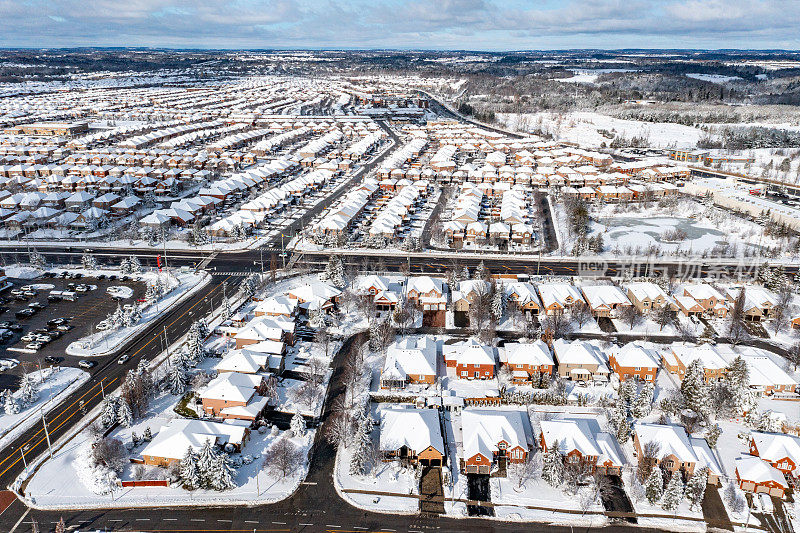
[4,264,43,279]
[498,111,713,149]
[0,367,89,451]
[66,270,210,357]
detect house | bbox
[443,338,496,380]
[500,340,554,384]
[580,285,632,318]
[380,336,438,389]
[608,342,659,382]
[199,372,269,421]
[675,296,705,318]
[537,283,585,315]
[625,282,671,312]
[286,282,341,313]
[234,316,294,348]
[379,407,445,467]
[552,339,610,382]
[739,355,797,395]
[461,409,532,474]
[505,282,542,316]
[406,276,446,327]
[633,423,721,484]
[254,296,298,319]
[215,345,285,376]
[680,284,728,318]
[665,342,728,382]
[792,315,800,329]
[140,419,249,467]
[539,418,625,475]
[735,456,788,498]
[749,432,800,477]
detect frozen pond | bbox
[591,215,762,254]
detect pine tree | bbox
[3,389,19,415]
[101,396,118,427]
[705,423,722,448]
[681,359,710,418]
[120,258,132,274]
[116,399,133,427]
[474,261,486,280]
[81,252,97,270]
[179,448,201,490]
[210,452,236,491]
[167,365,188,396]
[349,415,372,476]
[616,416,631,444]
[130,255,142,275]
[541,441,564,487]
[143,426,153,441]
[645,466,664,505]
[660,471,684,511]
[492,287,506,320]
[197,439,217,487]
[19,377,38,406]
[290,413,306,439]
[633,381,655,418]
[685,467,708,510]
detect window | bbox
[635,367,641,372]
[498,442,507,450]
[474,371,479,378]
[663,460,674,468]
[461,371,467,377]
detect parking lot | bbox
[0,272,146,372]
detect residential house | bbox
[625,282,671,312]
[380,336,438,390]
[580,285,632,318]
[443,338,496,380]
[461,409,533,474]
[505,282,542,316]
[140,419,249,467]
[749,432,800,478]
[199,372,269,422]
[552,339,610,382]
[608,342,659,382]
[735,456,788,498]
[500,340,554,384]
[664,342,728,382]
[633,423,722,484]
[379,407,445,467]
[539,417,625,475]
[537,283,585,315]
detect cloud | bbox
[0,0,799,49]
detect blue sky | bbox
[2,0,799,50]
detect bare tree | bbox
[654,304,675,332]
[786,341,800,371]
[541,309,573,339]
[637,441,661,482]
[570,301,592,328]
[293,380,321,408]
[262,437,303,479]
[306,357,328,387]
[727,287,748,345]
[508,452,543,491]
[620,305,644,331]
[469,287,494,337]
[324,411,352,448]
[315,326,331,358]
[92,437,127,473]
[770,287,793,335]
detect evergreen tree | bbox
[167,365,188,396]
[645,466,664,505]
[705,423,722,448]
[81,252,97,270]
[325,255,347,288]
[660,471,685,511]
[633,381,655,418]
[101,396,118,427]
[681,359,710,418]
[116,400,133,427]
[349,415,373,476]
[19,376,38,406]
[179,448,201,490]
[290,413,306,439]
[209,452,236,491]
[143,426,153,441]
[130,255,142,275]
[541,441,564,487]
[492,287,506,320]
[197,439,217,487]
[474,261,486,280]
[3,389,19,415]
[685,467,708,510]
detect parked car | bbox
[44,356,63,365]
[25,342,43,351]
[95,320,112,331]
[15,308,35,319]
[56,324,73,332]
[21,332,36,342]
[78,360,97,369]
[28,302,47,310]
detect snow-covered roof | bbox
[552,339,608,368]
[254,295,298,316]
[382,336,437,381]
[735,456,787,487]
[501,340,553,367]
[379,406,444,455]
[442,338,495,367]
[200,372,263,403]
[634,423,697,464]
[624,282,668,302]
[611,342,659,368]
[537,283,584,308]
[141,419,247,461]
[462,409,531,460]
[751,432,800,466]
[670,342,727,371]
[580,284,630,309]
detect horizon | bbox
[2,0,800,50]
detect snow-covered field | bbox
[0,367,89,452]
[498,111,712,149]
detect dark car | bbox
[28,302,47,310]
[74,273,83,279]
[44,356,63,365]
[43,272,56,278]
[108,275,117,280]
[15,308,35,319]
[97,274,106,280]
[7,323,22,332]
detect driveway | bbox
[702,485,734,531]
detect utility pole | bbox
[41,408,53,459]
[280,233,286,269]
[163,325,171,364]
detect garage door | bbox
[742,482,755,492]
[431,459,441,467]
[770,488,783,497]
[756,485,768,494]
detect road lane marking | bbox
[7,507,29,533]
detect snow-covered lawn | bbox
[334,443,419,514]
[4,264,43,279]
[66,270,211,357]
[0,367,89,451]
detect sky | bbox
[2,0,800,50]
